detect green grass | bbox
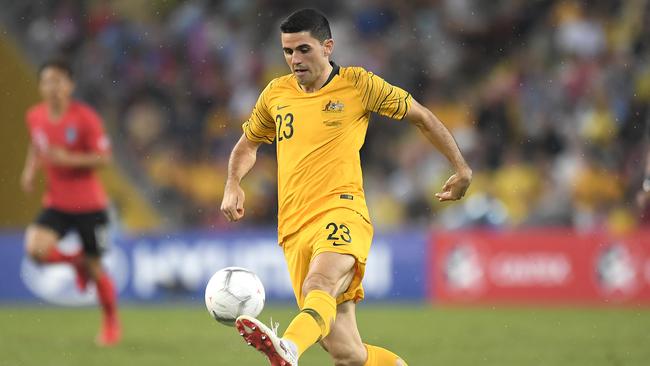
[1,304,649,366]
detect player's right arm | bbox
[20,143,39,193]
[221,134,262,222]
[221,80,276,222]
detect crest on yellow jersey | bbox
[322,100,344,113]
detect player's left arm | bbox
[45,107,112,169]
[405,98,472,201]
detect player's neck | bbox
[46,100,70,122]
[301,62,333,93]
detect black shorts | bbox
[34,208,110,257]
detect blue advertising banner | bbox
[0,229,427,305]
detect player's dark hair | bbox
[280,8,332,42]
[38,58,73,80]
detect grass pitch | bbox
[1,304,649,366]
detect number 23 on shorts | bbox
[325,222,352,245]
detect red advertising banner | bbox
[431,229,650,304]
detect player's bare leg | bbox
[25,225,63,262]
[321,301,408,366]
[24,225,87,290]
[319,301,366,365]
[87,257,120,346]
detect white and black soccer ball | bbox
[204,267,265,326]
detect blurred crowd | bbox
[3,0,650,232]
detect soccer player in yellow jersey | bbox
[221,9,472,366]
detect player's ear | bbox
[322,39,334,57]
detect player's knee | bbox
[302,272,337,297]
[24,240,48,262]
[24,226,58,263]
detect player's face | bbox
[281,31,333,87]
[39,67,74,105]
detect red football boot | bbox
[96,316,121,347]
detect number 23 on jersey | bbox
[276,113,294,141]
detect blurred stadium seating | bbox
[1,0,649,232]
[2,4,650,366]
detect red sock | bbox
[43,247,81,264]
[96,272,118,322]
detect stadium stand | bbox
[1,0,649,231]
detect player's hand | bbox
[435,169,472,202]
[221,181,246,222]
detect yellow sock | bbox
[364,344,407,366]
[282,290,336,356]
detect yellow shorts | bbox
[281,208,374,308]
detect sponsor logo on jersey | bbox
[323,120,342,127]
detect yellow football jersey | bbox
[242,64,412,242]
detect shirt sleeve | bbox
[83,106,111,153]
[345,67,412,120]
[242,81,276,144]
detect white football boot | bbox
[235,315,298,366]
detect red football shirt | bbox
[26,101,110,212]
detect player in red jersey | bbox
[20,59,120,346]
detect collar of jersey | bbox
[294,61,340,94]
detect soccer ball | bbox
[204,267,265,326]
